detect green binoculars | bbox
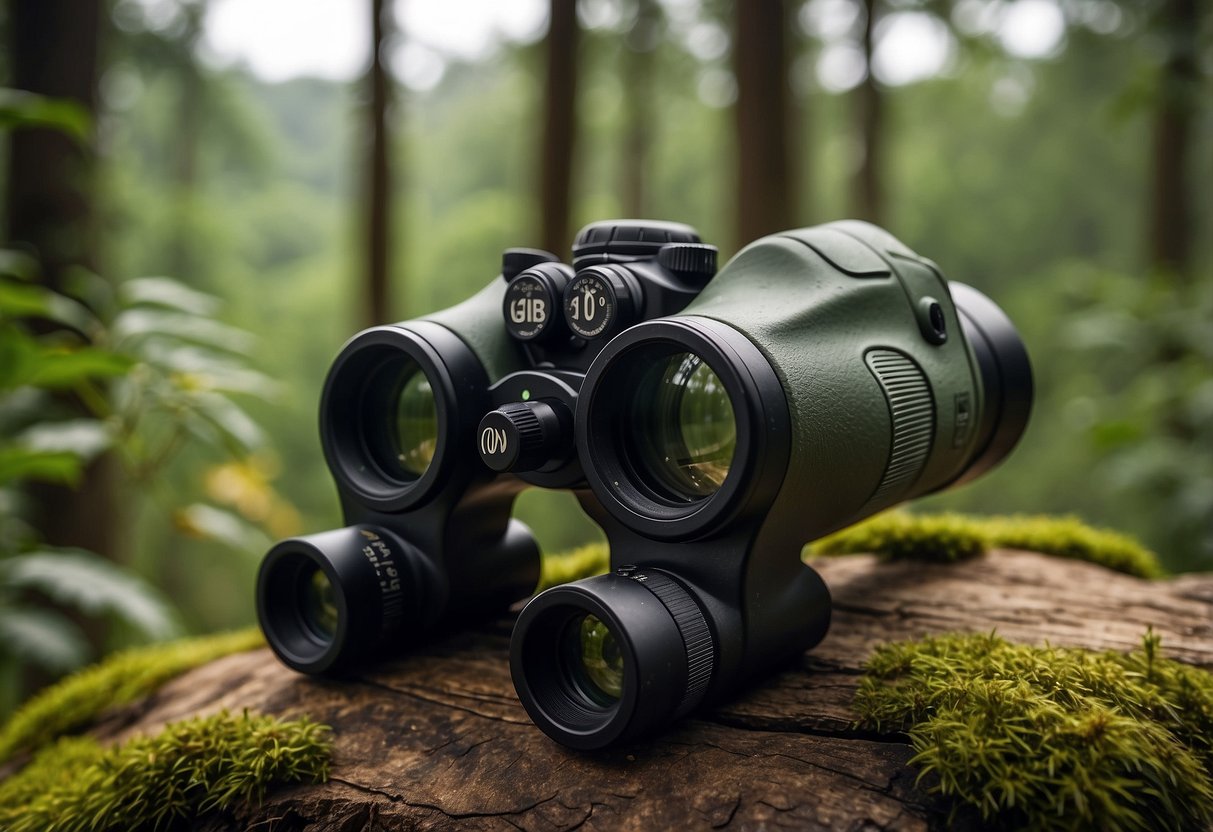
[256,219,1032,749]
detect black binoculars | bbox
[256,219,1032,749]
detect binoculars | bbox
[256,219,1032,750]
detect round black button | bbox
[571,220,701,269]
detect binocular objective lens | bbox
[563,613,625,706]
[392,369,438,477]
[299,564,339,642]
[630,352,736,501]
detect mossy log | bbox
[93,550,1213,830]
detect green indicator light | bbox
[521,389,531,401]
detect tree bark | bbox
[94,550,1213,830]
[853,0,884,225]
[1147,0,1199,281]
[733,0,797,249]
[3,0,119,563]
[364,0,394,327]
[540,0,579,256]
[621,0,660,218]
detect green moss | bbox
[807,512,1162,578]
[0,710,329,831]
[981,515,1163,579]
[539,542,608,591]
[854,630,1213,831]
[808,512,989,563]
[0,627,264,763]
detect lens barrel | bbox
[577,316,790,539]
[320,322,490,513]
[949,282,1034,483]
[257,525,427,674]
[511,569,715,750]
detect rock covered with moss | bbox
[854,630,1213,830]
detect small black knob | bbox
[477,401,570,473]
[502,248,560,282]
[658,243,718,285]
[571,220,701,269]
[503,263,574,342]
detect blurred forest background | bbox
[0,0,1209,711]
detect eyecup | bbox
[949,282,1034,483]
[511,570,714,750]
[256,525,420,675]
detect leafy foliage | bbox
[0,710,330,832]
[0,628,263,763]
[808,512,1162,578]
[854,631,1213,831]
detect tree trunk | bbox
[540,0,579,257]
[853,0,884,225]
[733,0,797,249]
[93,550,1213,830]
[621,0,660,218]
[1147,0,1199,281]
[3,0,118,563]
[364,0,393,327]
[169,1,205,283]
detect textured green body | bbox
[684,221,986,542]
[422,278,525,382]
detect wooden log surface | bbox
[92,550,1213,831]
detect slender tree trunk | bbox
[170,2,205,281]
[621,0,660,218]
[1147,0,1198,281]
[853,0,884,225]
[4,0,119,563]
[733,0,797,249]
[540,0,579,256]
[364,0,393,326]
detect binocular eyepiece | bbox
[256,219,1033,748]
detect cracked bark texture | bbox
[94,550,1213,831]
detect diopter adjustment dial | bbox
[571,220,701,269]
[562,265,641,340]
[503,262,574,342]
[658,243,718,286]
[477,400,571,473]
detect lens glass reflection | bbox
[363,356,439,481]
[299,565,339,642]
[392,369,438,477]
[563,613,624,706]
[628,351,736,501]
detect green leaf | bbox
[174,504,271,553]
[0,447,82,486]
[0,249,38,281]
[0,281,98,333]
[16,419,113,461]
[186,392,265,453]
[26,348,134,388]
[0,607,89,673]
[139,343,281,398]
[0,89,90,141]
[111,309,254,355]
[1,550,181,641]
[119,277,221,316]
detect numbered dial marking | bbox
[563,273,617,339]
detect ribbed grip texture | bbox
[657,243,718,281]
[627,571,714,717]
[498,402,545,451]
[863,349,935,509]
